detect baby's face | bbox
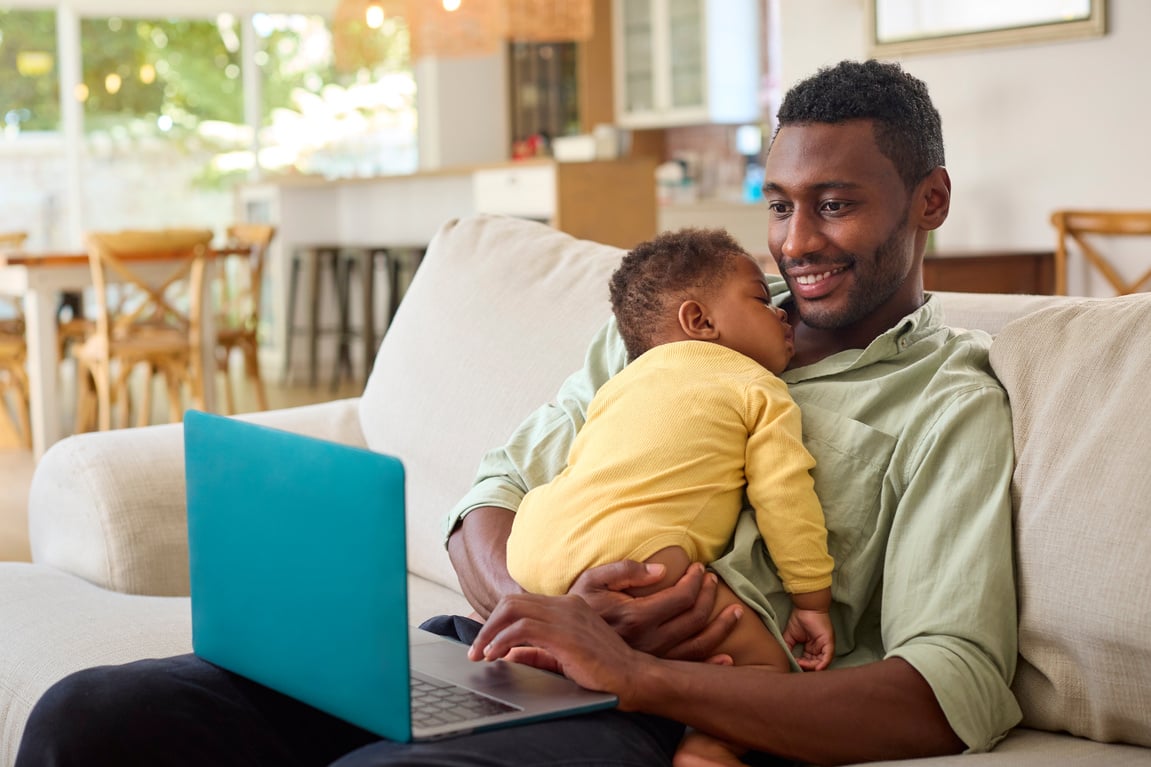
[707,255,794,374]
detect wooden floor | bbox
[0,364,362,562]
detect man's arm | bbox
[444,319,626,614]
[633,656,963,764]
[471,592,963,765]
[447,506,521,618]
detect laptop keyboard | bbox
[410,674,520,728]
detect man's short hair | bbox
[774,59,945,191]
[609,227,749,362]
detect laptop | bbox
[183,410,617,742]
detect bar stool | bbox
[283,245,347,389]
[285,243,425,390]
[341,245,426,383]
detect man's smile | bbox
[792,266,848,286]
[785,264,851,299]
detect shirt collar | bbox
[769,281,944,382]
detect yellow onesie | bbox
[507,340,832,597]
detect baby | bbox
[506,227,835,766]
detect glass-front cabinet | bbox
[667,0,703,110]
[618,0,655,114]
[613,0,760,128]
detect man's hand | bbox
[568,560,741,660]
[469,592,653,707]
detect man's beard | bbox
[790,222,914,331]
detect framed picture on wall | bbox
[866,0,1106,57]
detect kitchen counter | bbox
[658,199,772,263]
[238,157,659,385]
[244,156,658,250]
[257,156,559,187]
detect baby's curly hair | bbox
[609,227,750,362]
[774,59,945,191]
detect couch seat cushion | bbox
[0,562,192,765]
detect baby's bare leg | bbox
[628,546,694,597]
[674,730,748,767]
[673,584,789,767]
[634,547,791,671]
[635,549,789,766]
[710,580,791,669]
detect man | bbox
[18,59,1021,766]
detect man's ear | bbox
[919,166,951,232]
[678,299,718,340]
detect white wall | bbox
[414,51,510,171]
[776,0,1151,283]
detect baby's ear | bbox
[678,299,718,340]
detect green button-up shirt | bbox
[445,283,1022,753]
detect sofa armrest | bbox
[28,399,366,597]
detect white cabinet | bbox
[471,158,659,249]
[472,164,557,220]
[613,0,761,128]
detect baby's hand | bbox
[782,608,834,671]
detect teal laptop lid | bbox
[185,410,617,743]
[184,410,413,741]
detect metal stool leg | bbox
[387,252,403,326]
[363,248,389,377]
[283,251,303,383]
[332,250,358,392]
[307,248,326,388]
[388,247,425,325]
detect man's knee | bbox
[17,664,133,764]
[19,656,214,766]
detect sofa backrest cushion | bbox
[931,291,1074,336]
[358,215,626,592]
[989,293,1151,748]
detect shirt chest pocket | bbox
[798,402,897,564]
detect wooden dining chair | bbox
[74,228,213,432]
[0,231,29,334]
[0,232,27,250]
[0,232,32,447]
[0,330,31,449]
[1051,210,1151,296]
[214,223,276,413]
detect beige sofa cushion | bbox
[932,291,1075,336]
[0,562,192,767]
[28,399,367,596]
[989,294,1151,748]
[358,215,625,592]
[866,727,1151,766]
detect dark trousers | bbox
[15,616,683,767]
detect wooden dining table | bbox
[0,246,245,458]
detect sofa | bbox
[1,213,1149,766]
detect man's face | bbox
[763,120,920,333]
